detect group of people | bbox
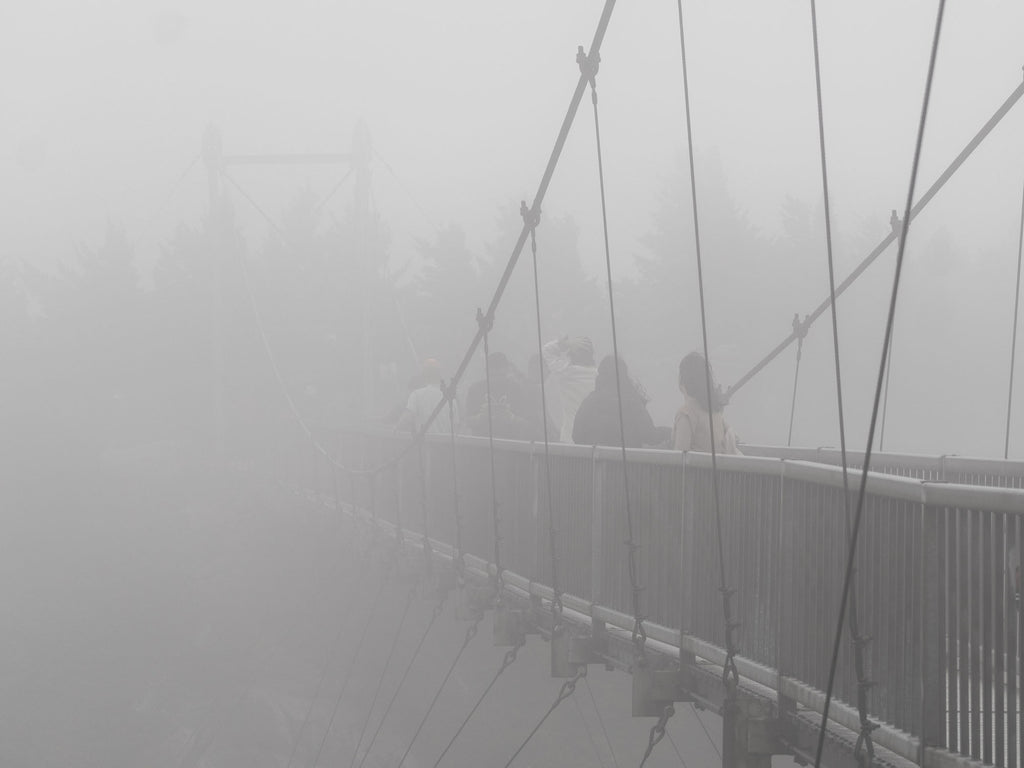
[396,336,740,454]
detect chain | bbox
[639,703,676,768]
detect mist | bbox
[2,1,1023,765]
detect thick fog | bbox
[4,1,1024,457]
[2,2,1024,766]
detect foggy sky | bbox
[4,0,1024,456]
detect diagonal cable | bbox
[430,639,524,768]
[807,0,877,762]
[1005,173,1024,458]
[353,595,448,768]
[813,2,947,766]
[308,576,389,768]
[501,666,587,768]
[584,675,620,768]
[345,586,418,768]
[282,583,363,768]
[395,615,482,767]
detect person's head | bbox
[595,354,629,392]
[678,352,722,412]
[567,336,595,366]
[421,358,442,387]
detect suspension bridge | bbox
[118,1,1024,766]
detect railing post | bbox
[919,501,946,763]
[591,447,603,606]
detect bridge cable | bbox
[477,308,506,597]
[572,692,609,768]
[1005,171,1024,458]
[430,637,524,767]
[639,703,676,767]
[578,45,647,663]
[521,202,563,626]
[665,731,690,768]
[878,324,896,451]
[584,675,620,768]
[691,704,722,759]
[675,0,741,708]
[341,585,418,768]
[501,665,588,768]
[806,2,877,763]
[352,593,450,768]
[394,614,483,767]
[308,575,389,768]
[281,578,365,768]
[219,0,623,482]
[174,554,352,768]
[725,77,1024,403]
[786,315,809,446]
[811,3,947,767]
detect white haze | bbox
[3,0,1024,457]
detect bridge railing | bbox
[325,430,1024,767]
[741,442,1024,488]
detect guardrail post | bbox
[591,448,603,606]
[919,501,946,762]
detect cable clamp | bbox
[889,209,902,234]
[475,307,494,335]
[576,45,600,86]
[441,378,457,405]
[792,312,810,341]
[519,199,541,231]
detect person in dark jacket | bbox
[572,355,657,448]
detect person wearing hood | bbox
[542,335,598,443]
[572,355,657,448]
[673,352,740,453]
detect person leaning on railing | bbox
[673,352,740,454]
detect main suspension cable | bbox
[578,45,647,662]
[813,3,947,766]
[807,1,876,763]
[726,76,1024,402]
[1006,171,1024,458]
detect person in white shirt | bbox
[541,336,598,443]
[397,359,459,435]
